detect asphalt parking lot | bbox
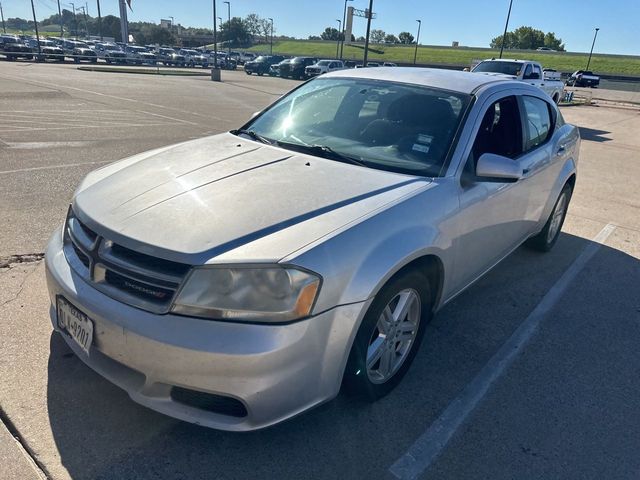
[1,62,639,480]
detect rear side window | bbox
[522,96,552,151]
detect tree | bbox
[244,13,262,37]
[384,34,398,44]
[398,31,414,44]
[490,25,565,51]
[370,29,386,43]
[356,36,365,42]
[220,17,253,47]
[308,35,321,40]
[130,23,177,45]
[320,27,340,41]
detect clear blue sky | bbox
[5,0,639,55]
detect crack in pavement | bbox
[0,253,45,270]
[0,265,40,309]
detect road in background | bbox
[0,63,639,480]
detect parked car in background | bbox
[0,35,33,61]
[244,55,284,76]
[72,46,98,63]
[472,59,565,104]
[25,38,64,61]
[382,62,397,67]
[125,45,156,65]
[270,58,290,76]
[355,62,382,68]
[94,43,127,64]
[567,70,600,88]
[179,49,209,68]
[219,55,237,70]
[46,68,579,431]
[543,68,562,81]
[157,47,185,66]
[280,57,318,79]
[238,52,256,64]
[62,39,88,57]
[305,59,345,76]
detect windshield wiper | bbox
[274,141,368,168]
[231,129,273,145]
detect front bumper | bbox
[45,228,366,431]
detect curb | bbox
[76,66,210,76]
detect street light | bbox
[586,27,600,71]
[339,0,353,60]
[1,1,7,35]
[169,15,174,31]
[223,1,230,58]
[268,17,273,55]
[362,0,374,67]
[499,0,514,59]
[211,0,220,80]
[335,19,341,58]
[413,19,421,65]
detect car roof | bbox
[324,67,513,94]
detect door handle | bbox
[556,145,566,156]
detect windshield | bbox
[241,77,470,177]
[472,61,523,76]
[317,61,332,66]
[255,56,269,62]
[105,45,120,51]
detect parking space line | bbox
[0,160,112,175]
[388,223,617,480]
[0,123,178,133]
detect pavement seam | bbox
[0,253,45,270]
[0,407,50,480]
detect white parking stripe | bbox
[389,223,617,480]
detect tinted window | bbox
[473,61,522,76]
[471,96,522,162]
[522,96,552,151]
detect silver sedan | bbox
[45,67,580,431]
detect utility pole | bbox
[79,5,88,38]
[362,0,373,67]
[223,1,230,57]
[0,2,6,35]
[335,19,341,58]
[586,27,600,71]
[339,0,352,60]
[499,0,513,59]
[413,19,421,65]
[96,0,102,41]
[70,2,77,37]
[56,0,63,37]
[268,18,273,55]
[29,0,42,59]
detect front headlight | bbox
[172,266,321,323]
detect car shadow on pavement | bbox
[578,127,612,142]
[46,232,640,480]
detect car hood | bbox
[73,133,430,264]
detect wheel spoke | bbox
[378,348,395,377]
[392,291,414,323]
[378,306,393,335]
[367,337,386,369]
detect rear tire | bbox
[343,270,432,401]
[526,183,573,252]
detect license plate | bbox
[57,297,94,355]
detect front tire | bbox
[343,270,431,401]
[526,183,573,252]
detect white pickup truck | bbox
[472,59,565,104]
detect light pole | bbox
[0,1,6,35]
[70,2,77,37]
[499,0,513,59]
[413,19,421,65]
[96,0,103,41]
[223,1,230,58]
[268,17,273,54]
[29,0,42,59]
[362,0,373,67]
[211,0,220,80]
[335,19,341,58]
[586,27,600,71]
[169,15,174,32]
[339,0,353,60]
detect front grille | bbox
[171,387,248,418]
[63,209,190,313]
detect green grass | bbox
[247,40,640,76]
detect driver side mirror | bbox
[476,153,522,182]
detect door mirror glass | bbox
[476,153,522,182]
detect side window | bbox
[533,65,542,79]
[523,64,532,79]
[522,96,552,151]
[470,96,523,164]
